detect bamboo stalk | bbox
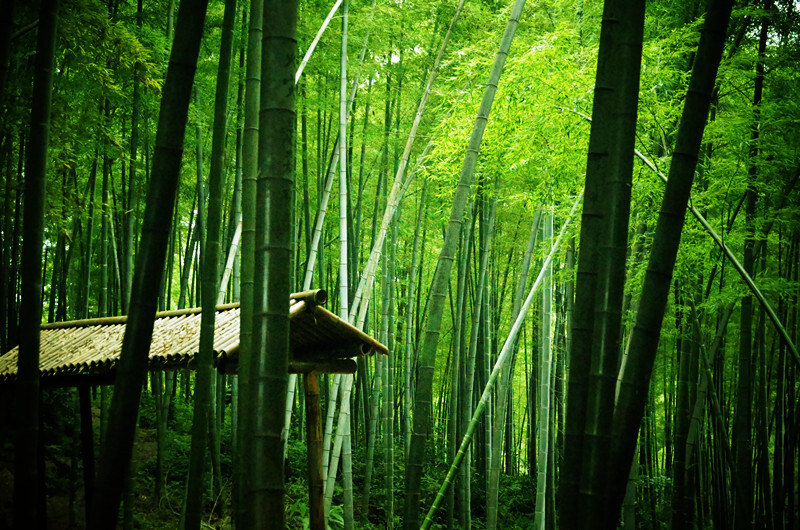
[348,0,468,325]
[217,219,242,305]
[634,147,800,368]
[421,193,582,529]
[566,105,800,368]
[295,0,343,84]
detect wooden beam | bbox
[292,345,366,360]
[215,358,360,376]
[289,359,357,374]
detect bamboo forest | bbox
[1,0,800,528]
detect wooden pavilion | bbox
[0,289,386,529]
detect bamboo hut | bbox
[0,289,386,528]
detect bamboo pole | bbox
[295,0,343,84]
[348,0,468,325]
[567,107,800,368]
[217,220,242,305]
[420,193,582,529]
[634,147,800,368]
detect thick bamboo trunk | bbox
[561,2,645,526]
[233,0,261,523]
[14,0,58,525]
[184,0,237,526]
[609,2,733,526]
[245,0,297,524]
[89,0,209,525]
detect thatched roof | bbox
[0,289,387,385]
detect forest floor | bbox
[0,386,539,529]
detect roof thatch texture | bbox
[0,290,387,384]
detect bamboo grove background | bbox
[1,0,799,528]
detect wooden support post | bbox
[304,370,325,529]
[78,384,95,519]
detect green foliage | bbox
[496,474,535,528]
[3,0,800,526]
[635,474,673,529]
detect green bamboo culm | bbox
[88,0,210,525]
[184,0,237,525]
[420,192,582,529]
[234,0,262,525]
[634,148,800,368]
[403,0,528,524]
[568,107,800,370]
[608,0,735,525]
[245,0,297,525]
[14,0,59,526]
